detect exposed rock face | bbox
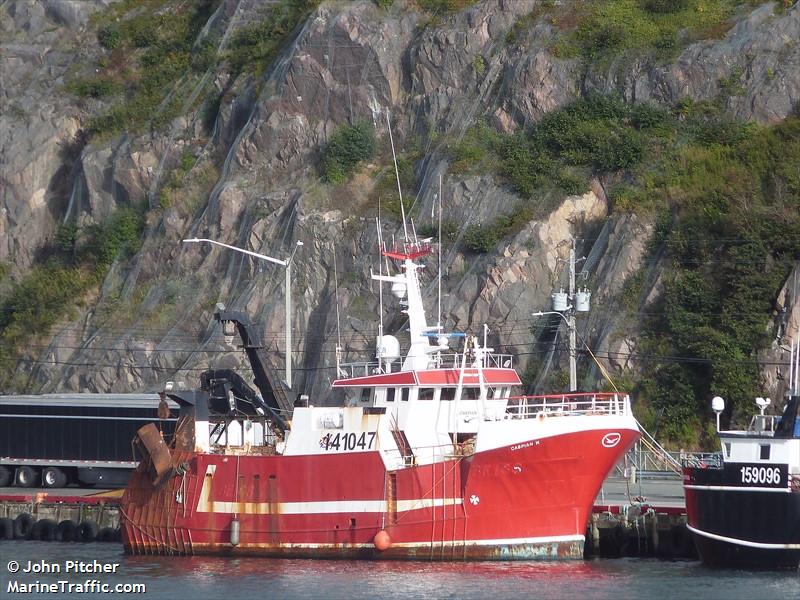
[592,2,800,123]
[0,0,113,274]
[2,0,799,402]
[499,46,581,131]
[760,263,800,395]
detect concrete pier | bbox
[0,490,120,542]
[587,474,692,559]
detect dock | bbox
[0,488,120,542]
[588,473,692,559]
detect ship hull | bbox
[683,465,800,569]
[121,427,638,560]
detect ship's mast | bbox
[371,113,442,370]
[372,249,435,371]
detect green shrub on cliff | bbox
[622,115,800,445]
[322,122,377,184]
[0,208,145,390]
[449,93,658,199]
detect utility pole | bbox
[532,239,589,393]
[568,242,577,392]
[286,259,292,388]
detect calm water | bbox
[1,541,798,599]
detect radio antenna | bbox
[437,173,443,331]
[376,217,385,370]
[794,323,800,396]
[333,243,342,374]
[386,111,409,242]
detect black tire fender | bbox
[0,517,13,540]
[96,527,116,542]
[56,519,78,542]
[13,513,35,539]
[31,518,58,542]
[77,520,98,542]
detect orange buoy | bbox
[373,529,391,551]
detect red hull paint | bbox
[121,428,638,559]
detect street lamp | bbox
[183,237,304,389]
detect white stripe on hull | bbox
[684,485,791,493]
[197,464,461,514]
[198,497,463,515]
[686,524,800,550]
[387,533,585,548]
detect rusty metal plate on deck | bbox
[136,423,173,486]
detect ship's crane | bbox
[212,308,292,431]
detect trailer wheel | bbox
[0,465,11,487]
[77,520,98,542]
[56,520,78,542]
[0,517,13,540]
[15,465,38,487]
[42,466,67,488]
[13,513,34,539]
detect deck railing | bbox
[507,392,632,419]
[207,415,279,453]
[680,451,723,469]
[337,352,514,379]
[745,414,779,434]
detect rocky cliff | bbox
[2,0,799,445]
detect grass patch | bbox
[463,206,534,253]
[415,0,480,14]
[506,1,767,64]
[225,0,321,76]
[446,120,501,175]
[158,158,219,214]
[66,75,122,98]
[0,208,145,390]
[76,0,221,137]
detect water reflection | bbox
[2,542,797,600]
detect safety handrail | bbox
[506,393,632,418]
[336,353,515,379]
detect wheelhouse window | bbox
[360,388,372,403]
[386,388,395,402]
[760,444,770,460]
[724,442,731,458]
[418,388,434,401]
[401,388,409,402]
[462,387,481,400]
[440,387,456,401]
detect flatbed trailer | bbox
[0,393,176,488]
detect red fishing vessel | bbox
[121,235,640,560]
